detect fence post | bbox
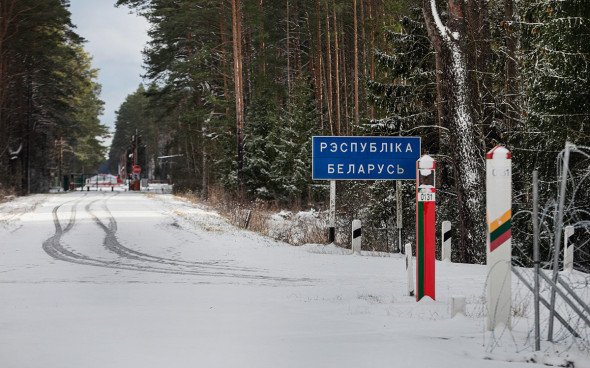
[486,145,512,331]
[549,142,573,341]
[441,221,451,262]
[352,220,361,254]
[532,170,541,351]
[563,225,574,272]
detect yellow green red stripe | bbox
[489,210,511,233]
[489,210,511,252]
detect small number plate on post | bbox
[418,192,436,202]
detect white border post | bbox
[564,225,574,272]
[486,145,512,331]
[441,221,451,262]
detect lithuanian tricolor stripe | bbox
[489,209,511,233]
[489,209,511,252]
[417,202,424,299]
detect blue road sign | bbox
[312,136,421,180]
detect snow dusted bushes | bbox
[0,186,16,203]
[183,186,327,246]
[263,210,327,245]
[184,182,415,252]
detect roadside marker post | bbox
[352,220,362,254]
[564,225,574,272]
[405,243,415,297]
[441,221,451,262]
[416,155,436,301]
[486,145,512,331]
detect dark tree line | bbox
[92,0,590,263]
[0,0,107,195]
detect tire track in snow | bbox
[86,193,264,274]
[43,194,310,283]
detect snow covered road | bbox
[0,192,583,367]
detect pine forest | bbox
[1,0,589,266]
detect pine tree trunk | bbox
[219,11,231,117]
[359,0,367,127]
[368,0,375,120]
[286,0,291,97]
[315,0,324,131]
[423,0,486,263]
[231,0,245,183]
[341,37,349,135]
[332,3,341,136]
[325,1,334,134]
[503,0,517,135]
[353,0,360,129]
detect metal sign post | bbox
[532,170,540,351]
[329,180,336,243]
[486,145,512,331]
[416,155,436,301]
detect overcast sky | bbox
[69,1,150,146]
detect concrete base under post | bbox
[450,296,466,318]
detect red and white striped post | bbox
[416,155,436,301]
[486,145,512,330]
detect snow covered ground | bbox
[0,192,588,367]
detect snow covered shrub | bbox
[263,209,327,245]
